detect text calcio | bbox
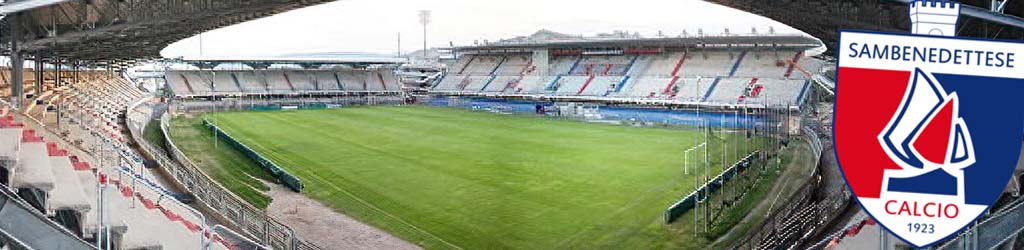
[885,200,959,218]
[847,43,1016,68]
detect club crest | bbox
[835,0,1024,247]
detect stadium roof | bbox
[183,57,408,65]
[453,35,824,53]
[0,0,337,61]
[707,0,1024,55]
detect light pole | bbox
[418,10,432,60]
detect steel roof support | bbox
[9,13,23,110]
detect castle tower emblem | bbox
[910,1,961,37]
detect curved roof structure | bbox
[0,0,337,60]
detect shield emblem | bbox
[835,30,1024,247]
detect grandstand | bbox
[165,68,402,97]
[0,0,883,249]
[0,69,263,249]
[431,35,825,108]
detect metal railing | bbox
[938,196,1024,249]
[0,227,35,250]
[728,122,847,250]
[127,99,324,250]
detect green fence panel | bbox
[204,119,304,192]
[663,151,759,223]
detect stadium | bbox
[0,0,1022,250]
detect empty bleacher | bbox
[314,71,342,91]
[235,71,267,93]
[492,55,533,75]
[183,72,214,95]
[339,71,367,91]
[212,72,243,94]
[264,71,293,93]
[514,76,551,94]
[433,49,823,106]
[731,52,795,79]
[551,76,590,95]
[165,69,401,97]
[678,52,739,78]
[482,76,518,93]
[1,72,250,249]
[459,55,504,75]
[577,76,620,96]
[568,55,633,76]
[703,77,751,104]
[284,72,314,91]
[548,56,579,75]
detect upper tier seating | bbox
[492,55,533,75]
[459,55,504,75]
[165,69,402,97]
[568,55,633,76]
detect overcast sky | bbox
[160,0,809,59]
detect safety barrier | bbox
[728,123,847,250]
[664,151,759,223]
[202,119,304,192]
[129,108,324,250]
[938,196,1024,249]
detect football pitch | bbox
[170,105,765,250]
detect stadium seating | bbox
[514,76,551,94]
[732,52,792,79]
[492,55,532,75]
[212,72,243,94]
[678,52,737,77]
[577,76,620,96]
[459,55,504,75]
[568,55,633,76]
[235,71,268,93]
[165,69,402,97]
[551,76,589,95]
[672,77,715,102]
[0,72,246,249]
[481,76,518,93]
[314,71,342,91]
[264,71,294,93]
[284,72,314,91]
[549,56,579,75]
[433,49,824,106]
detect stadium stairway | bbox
[728,51,748,77]
[663,76,681,97]
[784,51,803,78]
[701,77,723,102]
[576,75,597,95]
[457,56,477,75]
[545,75,563,92]
[281,72,298,92]
[0,75,253,250]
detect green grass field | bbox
[170,106,768,250]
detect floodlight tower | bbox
[419,10,432,59]
[909,0,960,36]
